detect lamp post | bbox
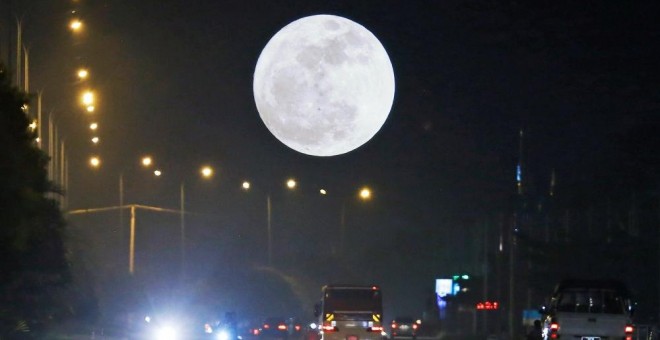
[180,165,214,280]
[68,204,179,275]
[119,156,155,238]
[339,186,372,254]
[241,178,297,267]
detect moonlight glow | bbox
[253,14,395,157]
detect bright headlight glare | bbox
[218,330,230,340]
[155,325,178,340]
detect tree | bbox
[0,63,72,337]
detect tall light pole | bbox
[241,178,296,267]
[267,194,272,266]
[67,205,183,275]
[180,182,185,279]
[180,165,214,280]
[119,156,154,238]
[339,186,372,254]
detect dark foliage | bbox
[0,64,72,337]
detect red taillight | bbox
[549,322,559,339]
[369,326,383,332]
[625,325,634,334]
[322,324,337,332]
[412,324,418,330]
[391,323,398,329]
[277,324,287,331]
[252,329,260,335]
[295,325,301,331]
[264,324,270,329]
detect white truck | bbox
[540,279,634,340]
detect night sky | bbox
[3,0,660,323]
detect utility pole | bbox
[508,217,516,340]
[15,18,21,88]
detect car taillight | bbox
[549,322,559,339]
[264,324,270,329]
[391,323,397,329]
[322,324,337,332]
[252,329,260,335]
[625,324,634,340]
[295,325,301,331]
[369,326,383,332]
[413,324,418,330]
[278,324,287,331]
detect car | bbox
[286,317,304,339]
[260,317,290,340]
[540,279,634,340]
[390,317,419,339]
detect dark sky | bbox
[3,0,660,321]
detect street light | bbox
[81,90,94,106]
[339,186,373,254]
[141,156,153,167]
[90,122,98,130]
[119,155,158,242]
[77,68,89,80]
[200,166,213,178]
[241,178,299,266]
[180,165,215,280]
[69,19,82,32]
[359,187,372,200]
[89,156,100,168]
[91,137,99,144]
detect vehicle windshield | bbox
[324,289,382,312]
[555,289,626,314]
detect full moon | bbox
[253,14,395,157]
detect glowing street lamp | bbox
[81,91,94,106]
[359,187,372,200]
[141,156,153,167]
[89,122,98,130]
[180,164,216,279]
[241,178,301,266]
[69,19,82,31]
[77,68,89,80]
[320,189,327,195]
[91,137,99,144]
[118,156,162,252]
[339,186,373,254]
[200,166,214,178]
[89,156,100,168]
[86,105,95,113]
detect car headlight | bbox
[218,330,230,340]
[155,325,178,340]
